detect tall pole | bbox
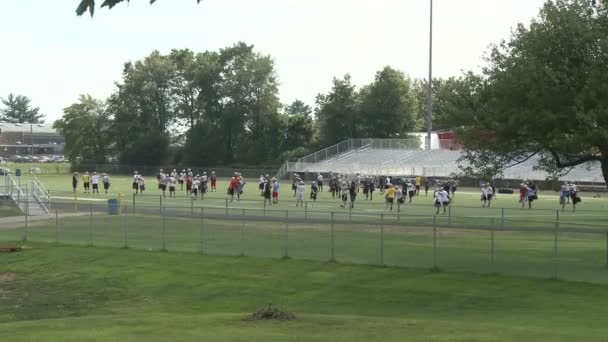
[426,0,434,150]
[30,123,34,159]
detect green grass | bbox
[1,174,607,284]
[1,243,608,341]
[33,173,608,227]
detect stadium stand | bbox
[277,138,604,183]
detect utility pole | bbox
[427,0,434,150]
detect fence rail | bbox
[1,198,608,284]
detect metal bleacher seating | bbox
[294,147,603,183]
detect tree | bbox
[76,0,202,16]
[413,77,478,131]
[285,100,312,117]
[108,51,177,165]
[454,0,608,184]
[54,95,112,164]
[359,66,420,138]
[0,94,45,123]
[315,74,361,146]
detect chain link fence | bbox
[1,198,608,284]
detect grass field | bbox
[2,175,608,340]
[2,243,608,341]
[1,174,608,284]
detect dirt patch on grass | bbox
[0,273,16,282]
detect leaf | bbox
[76,0,95,16]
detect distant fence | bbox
[1,163,279,178]
[2,197,608,284]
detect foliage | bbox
[453,0,608,184]
[0,93,45,123]
[413,76,479,131]
[360,66,420,137]
[315,74,361,146]
[53,94,112,164]
[76,0,202,16]
[285,99,312,117]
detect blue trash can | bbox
[108,199,119,215]
[15,169,21,177]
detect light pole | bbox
[30,123,33,160]
[426,0,434,150]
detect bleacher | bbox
[279,138,605,183]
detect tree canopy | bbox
[76,0,202,16]
[54,94,112,164]
[0,93,45,123]
[452,0,608,184]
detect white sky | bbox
[0,0,547,122]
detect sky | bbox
[0,0,548,122]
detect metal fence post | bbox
[349,204,352,222]
[241,209,246,257]
[330,212,336,262]
[89,203,94,247]
[190,197,194,216]
[283,210,289,258]
[23,192,28,242]
[225,198,229,217]
[490,218,495,272]
[433,215,438,270]
[159,195,162,215]
[55,208,59,244]
[200,207,205,255]
[161,207,167,252]
[501,208,505,229]
[123,206,129,249]
[305,201,308,220]
[380,213,384,267]
[132,192,136,213]
[553,221,559,280]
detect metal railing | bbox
[31,176,50,213]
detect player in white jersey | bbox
[192,177,201,199]
[168,175,177,198]
[317,173,323,191]
[160,174,169,197]
[296,181,305,207]
[91,172,100,195]
[178,170,186,190]
[406,182,416,203]
[138,176,146,194]
[340,182,349,208]
[481,183,494,208]
[435,187,450,214]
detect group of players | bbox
[288,173,454,212]
[71,171,111,195]
[72,169,583,213]
[131,168,219,199]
